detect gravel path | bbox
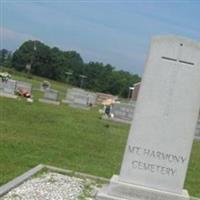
[1,172,199,200]
[1,172,102,200]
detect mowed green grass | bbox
[185,140,200,197]
[0,97,129,185]
[0,97,200,197]
[0,70,200,197]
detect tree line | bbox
[0,40,141,97]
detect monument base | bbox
[39,98,60,105]
[0,92,17,99]
[96,175,190,200]
[62,99,72,104]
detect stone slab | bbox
[0,79,16,95]
[119,36,200,194]
[96,175,189,200]
[62,88,91,108]
[39,98,60,105]
[43,89,58,101]
[0,164,199,200]
[62,89,75,104]
[102,102,136,124]
[62,99,72,104]
[88,92,97,105]
[111,103,135,123]
[0,92,17,99]
[0,164,108,198]
[67,89,90,109]
[0,164,43,196]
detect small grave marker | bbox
[62,88,91,109]
[0,79,17,98]
[109,103,135,124]
[39,89,60,105]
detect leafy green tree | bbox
[63,51,84,85]
[11,40,141,97]
[0,49,12,67]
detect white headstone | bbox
[72,93,89,108]
[111,103,135,124]
[2,79,16,95]
[62,88,78,104]
[87,92,97,105]
[39,89,60,105]
[44,89,58,101]
[96,36,200,200]
[63,88,91,109]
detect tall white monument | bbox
[96,36,200,200]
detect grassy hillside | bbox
[0,70,199,197]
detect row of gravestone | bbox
[0,79,112,110]
[0,79,96,109]
[1,78,200,138]
[39,87,97,109]
[62,88,97,109]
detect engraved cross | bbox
[161,44,195,66]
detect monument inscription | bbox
[128,145,187,177]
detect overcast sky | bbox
[1,0,200,75]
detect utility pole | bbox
[79,74,87,88]
[65,71,73,83]
[26,41,37,76]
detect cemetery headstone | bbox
[62,88,75,104]
[71,92,89,109]
[39,89,60,105]
[96,36,200,200]
[0,79,17,98]
[110,103,135,124]
[62,88,91,109]
[87,92,97,106]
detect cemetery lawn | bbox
[0,97,129,187]
[0,97,200,198]
[0,70,199,197]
